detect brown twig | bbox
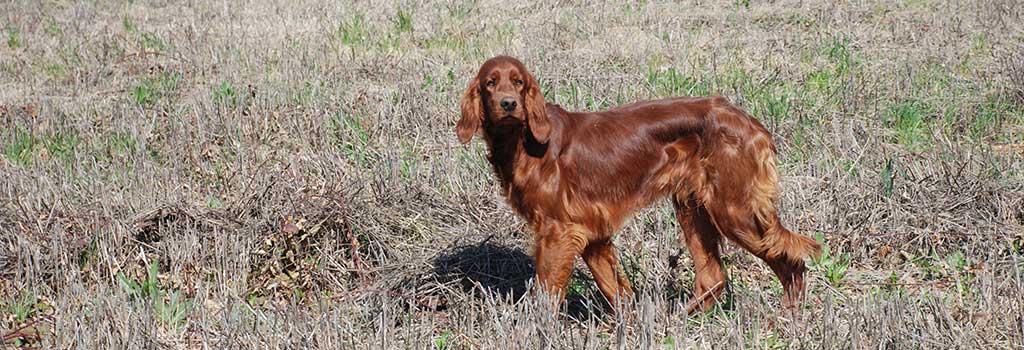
[333,193,368,288]
[1,315,52,345]
[684,281,726,314]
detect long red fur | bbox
[456,56,821,312]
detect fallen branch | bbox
[1,315,52,346]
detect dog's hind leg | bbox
[700,141,821,310]
[673,196,727,313]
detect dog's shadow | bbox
[432,239,732,319]
[431,237,608,319]
[432,237,535,300]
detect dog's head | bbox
[456,56,550,144]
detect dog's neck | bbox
[482,123,524,187]
[482,122,549,191]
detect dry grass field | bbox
[2,0,1024,348]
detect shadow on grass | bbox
[432,237,535,300]
[432,237,613,320]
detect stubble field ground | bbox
[1,0,1024,348]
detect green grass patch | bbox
[970,99,1002,141]
[1,290,48,348]
[838,158,860,177]
[747,83,795,129]
[721,67,756,96]
[759,330,790,350]
[434,329,454,350]
[399,142,419,181]
[887,100,931,149]
[958,33,991,72]
[824,33,853,76]
[881,157,895,197]
[4,125,36,167]
[494,23,516,47]
[0,62,16,74]
[2,126,81,167]
[445,0,476,19]
[99,131,139,161]
[810,232,850,287]
[565,270,594,299]
[132,71,181,106]
[213,80,238,107]
[3,124,147,169]
[293,80,326,107]
[45,17,62,36]
[118,260,192,333]
[804,69,835,97]
[141,32,166,52]
[965,95,1017,142]
[647,66,710,98]
[798,33,859,112]
[906,250,947,281]
[395,8,414,32]
[44,129,79,162]
[6,27,20,48]
[328,110,371,166]
[337,14,369,46]
[375,32,402,52]
[333,12,404,52]
[779,124,811,169]
[122,16,136,33]
[43,61,66,79]
[419,33,468,52]
[4,291,40,323]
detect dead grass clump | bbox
[246,186,371,304]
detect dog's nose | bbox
[500,98,517,112]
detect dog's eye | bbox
[514,79,524,86]
[486,80,496,87]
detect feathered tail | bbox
[749,146,822,263]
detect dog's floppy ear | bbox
[524,72,551,144]
[456,77,483,144]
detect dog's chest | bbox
[502,158,566,219]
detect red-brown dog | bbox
[455,56,821,312]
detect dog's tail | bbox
[749,145,822,264]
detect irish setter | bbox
[455,56,821,312]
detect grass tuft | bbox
[132,71,181,106]
[337,14,368,45]
[811,232,851,287]
[6,27,20,48]
[888,101,930,149]
[395,8,413,32]
[118,261,192,333]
